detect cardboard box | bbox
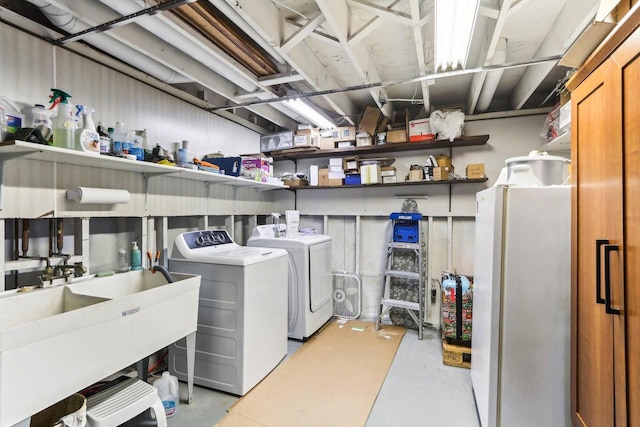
[282,177,308,187]
[386,128,407,143]
[382,175,397,184]
[359,105,382,136]
[319,168,344,186]
[466,163,485,179]
[380,166,396,177]
[309,165,319,186]
[343,156,360,172]
[293,134,319,147]
[433,166,451,181]
[407,168,424,182]
[320,137,335,150]
[361,164,381,184]
[409,118,434,142]
[337,140,355,148]
[331,126,356,142]
[356,135,372,146]
[436,155,452,168]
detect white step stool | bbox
[86,378,167,427]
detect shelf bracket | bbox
[143,172,172,212]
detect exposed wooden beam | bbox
[510,0,600,110]
[316,0,392,117]
[226,0,357,124]
[348,0,413,25]
[410,0,430,112]
[281,11,325,52]
[285,18,342,47]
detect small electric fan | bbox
[332,272,362,319]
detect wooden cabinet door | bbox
[616,28,640,427]
[571,58,625,427]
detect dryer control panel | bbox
[182,230,234,249]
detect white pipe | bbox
[476,38,507,113]
[97,0,259,92]
[26,0,191,84]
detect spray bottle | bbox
[49,89,75,149]
[75,105,100,154]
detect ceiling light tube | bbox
[282,98,336,129]
[435,0,480,71]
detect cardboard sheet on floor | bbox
[217,320,406,427]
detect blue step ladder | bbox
[375,212,425,339]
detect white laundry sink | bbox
[0,270,200,427]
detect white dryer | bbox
[167,229,288,396]
[248,225,333,340]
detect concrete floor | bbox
[166,326,480,427]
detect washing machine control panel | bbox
[182,230,234,249]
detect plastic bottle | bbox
[154,371,179,418]
[129,133,144,161]
[49,89,75,149]
[96,122,111,154]
[0,96,25,135]
[130,241,142,271]
[75,105,100,154]
[111,122,131,156]
[117,247,129,273]
[22,104,53,139]
[0,107,7,141]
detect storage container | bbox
[505,154,570,186]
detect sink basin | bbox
[0,270,200,427]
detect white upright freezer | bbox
[471,186,571,427]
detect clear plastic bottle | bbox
[154,371,179,418]
[112,122,131,156]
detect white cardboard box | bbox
[309,165,319,186]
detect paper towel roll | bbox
[66,187,130,204]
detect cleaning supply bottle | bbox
[75,105,100,154]
[49,89,75,149]
[22,104,53,140]
[0,96,25,135]
[112,122,132,156]
[130,241,142,271]
[96,121,111,154]
[154,371,179,418]
[117,247,129,273]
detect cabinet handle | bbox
[604,244,621,315]
[595,239,608,304]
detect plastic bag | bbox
[429,110,465,142]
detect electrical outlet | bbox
[431,288,437,303]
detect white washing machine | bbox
[167,229,288,396]
[247,225,333,340]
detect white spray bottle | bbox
[75,105,100,154]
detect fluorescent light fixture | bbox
[435,0,480,72]
[282,98,336,129]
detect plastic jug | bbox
[153,371,179,418]
[0,96,25,135]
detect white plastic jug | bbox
[153,371,179,418]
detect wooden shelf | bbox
[288,178,488,190]
[267,135,490,161]
[0,140,287,190]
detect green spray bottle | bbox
[49,89,75,149]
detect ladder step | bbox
[384,270,420,280]
[388,242,420,250]
[381,298,420,311]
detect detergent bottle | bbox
[22,104,53,141]
[49,89,75,149]
[75,105,100,154]
[154,371,179,418]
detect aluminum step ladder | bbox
[375,213,425,339]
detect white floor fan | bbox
[332,271,362,319]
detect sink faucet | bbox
[39,256,87,287]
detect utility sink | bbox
[0,270,200,427]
